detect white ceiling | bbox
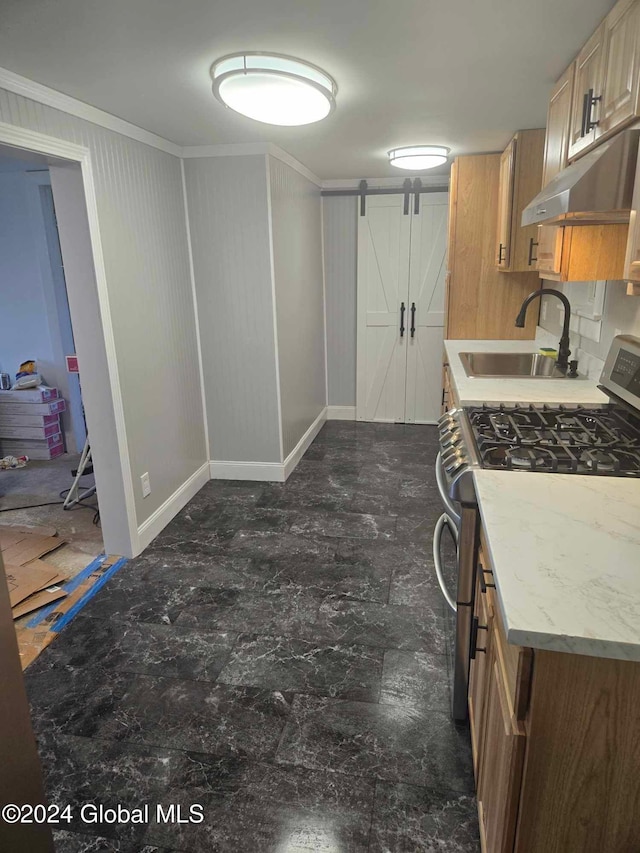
[0,0,616,179]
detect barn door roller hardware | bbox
[322,179,448,216]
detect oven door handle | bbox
[433,513,459,613]
[435,452,461,526]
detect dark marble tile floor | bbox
[25,421,479,852]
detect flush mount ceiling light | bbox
[210,52,337,126]
[388,146,450,170]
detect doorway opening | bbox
[0,133,132,664]
[0,145,102,558]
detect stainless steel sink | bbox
[460,351,576,379]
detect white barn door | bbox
[405,192,448,424]
[356,191,447,424]
[356,195,411,422]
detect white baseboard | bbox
[283,407,327,480]
[136,461,210,554]
[327,405,356,420]
[209,460,286,482]
[209,407,328,484]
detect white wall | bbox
[322,196,357,407]
[0,169,84,452]
[184,155,282,464]
[539,278,640,372]
[0,87,208,538]
[268,156,326,457]
[0,171,58,386]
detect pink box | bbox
[2,441,65,461]
[0,421,61,440]
[0,399,66,416]
[0,386,59,403]
[0,413,61,428]
[1,432,63,452]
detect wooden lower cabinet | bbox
[471,542,640,852]
[477,658,526,853]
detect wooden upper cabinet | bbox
[567,24,605,160]
[496,138,516,269]
[624,138,640,282]
[542,64,575,187]
[496,129,545,273]
[536,223,627,282]
[598,0,640,139]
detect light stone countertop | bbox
[444,338,608,407]
[474,470,640,661]
[444,338,640,662]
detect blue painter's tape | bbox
[25,554,107,628]
[52,557,127,632]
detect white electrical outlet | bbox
[141,472,151,498]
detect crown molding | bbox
[0,66,182,157]
[321,175,450,189]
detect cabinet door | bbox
[598,0,640,140]
[356,195,411,422]
[568,24,605,160]
[405,192,448,425]
[496,138,516,269]
[542,65,575,187]
[468,573,492,782]
[535,225,563,279]
[477,656,527,853]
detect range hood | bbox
[522,129,640,227]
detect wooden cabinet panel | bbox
[537,224,626,281]
[496,138,516,269]
[446,154,539,340]
[535,225,563,277]
[477,656,526,853]
[625,129,640,283]
[568,24,605,160]
[495,131,545,273]
[515,651,640,853]
[598,0,640,140]
[469,571,492,781]
[542,65,575,187]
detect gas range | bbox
[438,335,640,502]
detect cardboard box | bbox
[0,441,65,460]
[0,421,61,440]
[0,413,62,428]
[0,386,59,403]
[12,585,67,619]
[4,563,60,607]
[1,432,63,450]
[0,399,66,417]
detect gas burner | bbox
[464,403,640,477]
[581,449,619,473]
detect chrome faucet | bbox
[515,287,572,370]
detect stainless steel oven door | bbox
[433,452,479,722]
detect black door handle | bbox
[410,303,416,338]
[528,237,538,266]
[400,302,405,337]
[498,243,505,264]
[586,88,601,133]
[580,92,590,137]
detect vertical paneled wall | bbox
[184,155,282,464]
[322,196,357,407]
[0,88,207,529]
[268,156,326,457]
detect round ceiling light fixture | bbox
[210,52,337,126]
[388,145,450,171]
